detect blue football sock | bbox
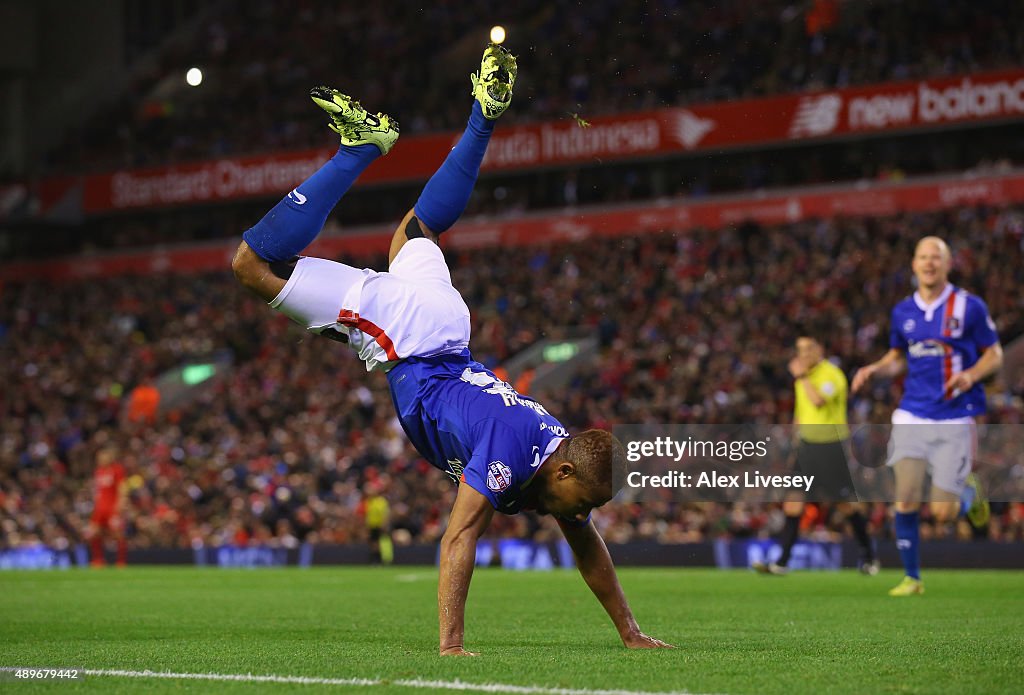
[413,101,494,233]
[959,483,975,517]
[894,511,921,580]
[242,144,379,262]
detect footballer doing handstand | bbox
[231,44,672,655]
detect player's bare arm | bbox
[438,484,495,656]
[556,517,673,649]
[945,342,1003,392]
[231,241,288,302]
[389,208,440,267]
[851,348,906,393]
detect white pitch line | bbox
[71,668,718,695]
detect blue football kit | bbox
[886,283,999,583]
[248,90,573,517]
[386,351,570,514]
[889,284,999,419]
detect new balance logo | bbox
[669,109,715,149]
[896,540,912,550]
[789,94,843,138]
[288,189,307,205]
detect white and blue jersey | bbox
[387,350,570,514]
[267,238,571,513]
[889,284,998,420]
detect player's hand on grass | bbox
[621,630,674,649]
[439,646,480,656]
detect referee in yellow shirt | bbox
[755,332,878,575]
[364,483,394,565]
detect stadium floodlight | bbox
[489,25,506,44]
[185,67,203,87]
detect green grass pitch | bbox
[2,567,1022,694]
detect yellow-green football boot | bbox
[888,576,924,597]
[309,87,399,155]
[964,473,990,529]
[470,43,517,119]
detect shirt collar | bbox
[520,436,568,491]
[913,283,953,319]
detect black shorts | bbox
[794,440,857,502]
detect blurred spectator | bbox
[40,0,1024,175]
[125,376,161,425]
[3,204,1024,549]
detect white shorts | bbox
[269,239,471,371]
[887,408,976,494]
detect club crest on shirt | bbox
[903,319,916,333]
[945,316,960,333]
[486,460,513,492]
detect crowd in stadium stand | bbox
[46,0,1024,174]
[4,204,1024,552]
